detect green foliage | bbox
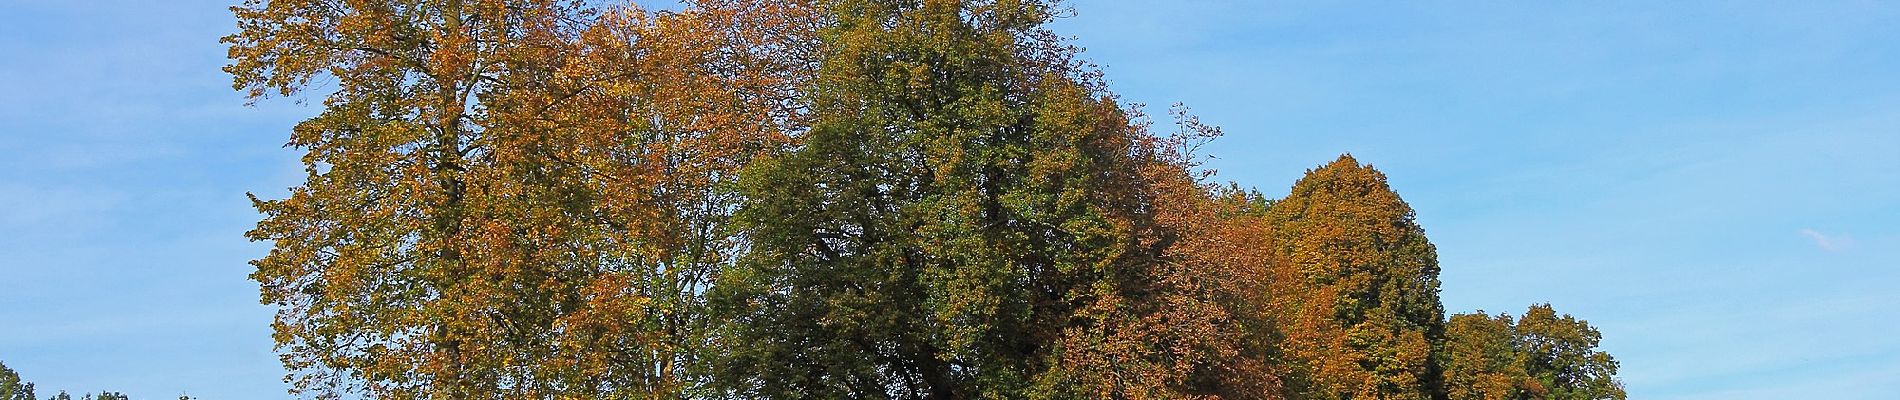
[1516,304,1625,400]
[0,361,148,400]
[40,391,129,400]
[712,0,1143,396]
[223,0,1626,399]
[706,0,1271,398]
[1441,305,1625,400]
[1,362,36,400]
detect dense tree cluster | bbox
[1441,306,1625,400]
[227,0,1624,399]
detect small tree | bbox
[1441,304,1626,400]
[0,362,35,400]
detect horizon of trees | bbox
[0,361,194,400]
[221,0,1625,399]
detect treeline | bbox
[0,361,191,400]
[226,0,1622,399]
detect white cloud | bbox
[1799,228,1856,251]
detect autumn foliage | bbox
[227,0,1624,399]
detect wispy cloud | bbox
[1799,229,1856,251]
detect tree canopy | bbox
[227,0,1627,399]
[1441,305,1626,400]
[1,362,35,400]
[0,362,176,400]
[1261,155,1447,400]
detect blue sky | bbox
[0,1,1894,399]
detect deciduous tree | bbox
[1442,312,1529,400]
[706,1,1274,398]
[1440,305,1625,400]
[229,0,808,397]
[0,362,35,400]
[227,0,1626,399]
[1130,107,1288,399]
[1262,155,1446,400]
[1516,304,1624,400]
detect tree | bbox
[1442,312,1530,400]
[225,0,1626,398]
[228,1,594,396]
[1,362,36,400]
[81,392,128,400]
[228,0,808,397]
[1124,107,1287,399]
[1262,155,1447,400]
[1515,304,1624,400]
[0,361,151,400]
[706,0,1271,398]
[1440,305,1625,400]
